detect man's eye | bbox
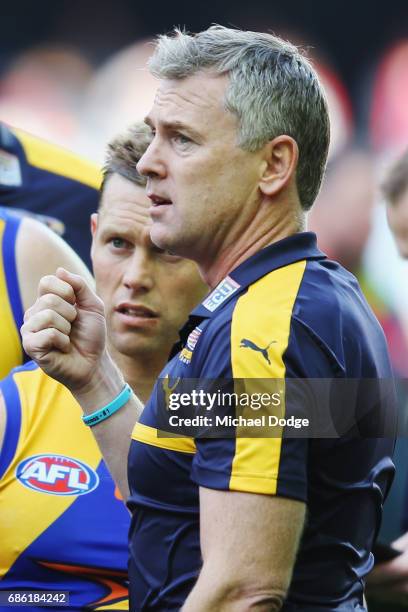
[152,246,182,262]
[110,237,126,248]
[173,134,192,145]
[161,252,183,263]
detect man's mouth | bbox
[147,193,173,206]
[116,304,158,318]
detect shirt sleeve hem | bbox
[191,464,307,500]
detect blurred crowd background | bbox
[1,1,408,377]
[2,3,408,604]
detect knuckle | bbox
[42,293,58,309]
[42,308,57,322]
[34,295,52,313]
[67,304,78,321]
[48,328,61,343]
[38,275,54,291]
[61,284,74,300]
[36,309,58,329]
[21,318,37,335]
[21,331,31,349]
[23,331,42,355]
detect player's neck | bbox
[202,208,303,288]
[108,345,164,404]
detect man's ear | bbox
[90,212,99,262]
[259,135,299,198]
[90,212,98,238]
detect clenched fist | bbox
[22,267,107,391]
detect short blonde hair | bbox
[101,122,152,193]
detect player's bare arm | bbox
[182,488,306,611]
[17,216,95,312]
[21,267,143,499]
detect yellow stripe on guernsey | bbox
[0,367,102,576]
[131,422,196,454]
[0,218,23,377]
[95,602,129,611]
[229,260,307,494]
[13,128,102,190]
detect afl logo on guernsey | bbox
[16,454,99,496]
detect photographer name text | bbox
[168,414,310,429]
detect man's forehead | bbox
[148,73,229,121]
[99,208,154,247]
[100,201,151,225]
[101,174,148,209]
[99,175,151,231]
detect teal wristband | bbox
[82,383,132,427]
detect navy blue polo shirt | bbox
[0,123,101,269]
[128,232,395,611]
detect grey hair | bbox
[148,25,330,210]
[381,148,408,205]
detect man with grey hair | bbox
[382,148,408,258]
[22,26,395,611]
[365,149,408,610]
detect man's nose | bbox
[123,249,154,292]
[137,139,166,179]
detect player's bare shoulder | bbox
[16,217,94,312]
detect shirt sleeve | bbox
[190,316,336,502]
